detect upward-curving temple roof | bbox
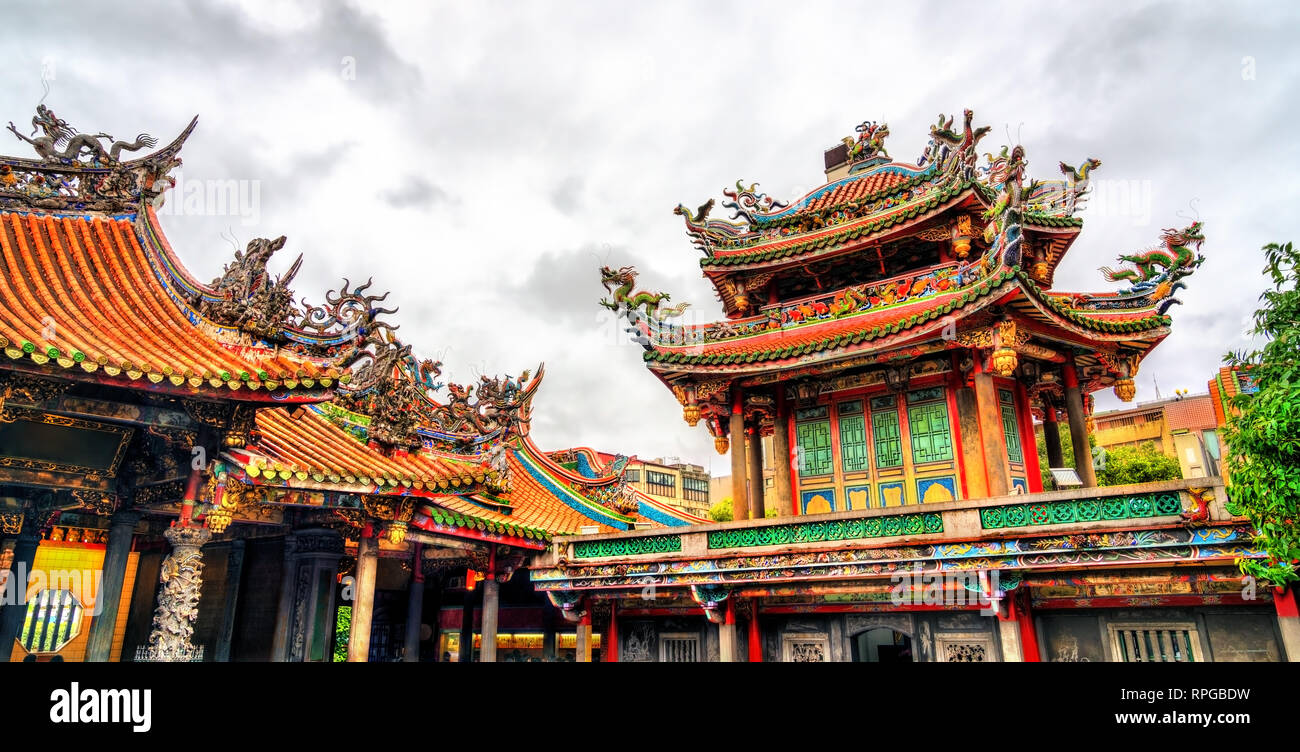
[0,107,384,402]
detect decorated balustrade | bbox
[547,478,1229,563]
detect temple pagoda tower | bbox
[602,109,1203,519]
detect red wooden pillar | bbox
[730,387,749,520]
[1015,590,1040,662]
[605,601,619,663]
[747,600,762,662]
[1275,587,1300,662]
[1016,380,1043,493]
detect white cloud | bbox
[3,0,1296,468]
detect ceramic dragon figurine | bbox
[921,109,989,178]
[599,265,689,319]
[196,236,303,339]
[674,195,756,256]
[721,180,789,223]
[1100,221,1205,312]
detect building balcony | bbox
[530,477,1242,587]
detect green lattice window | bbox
[908,400,953,464]
[839,412,869,473]
[872,409,902,468]
[1001,403,1024,463]
[796,420,833,477]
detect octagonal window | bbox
[18,589,84,654]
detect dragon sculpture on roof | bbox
[7,104,157,166]
[1100,221,1206,313]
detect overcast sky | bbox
[4,1,1297,473]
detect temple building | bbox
[0,105,700,663]
[535,110,1300,661]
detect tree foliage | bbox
[1036,423,1097,488]
[707,496,780,521]
[1095,442,1182,487]
[1222,241,1300,587]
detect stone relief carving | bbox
[623,622,656,663]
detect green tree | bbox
[332,606,352,662]
[1036,423,1096,488]
[1222,241,1300,587]
[1095,442,1182,486]
[708,496,780,521]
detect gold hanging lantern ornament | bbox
[714,435,730,455]
[1113,377,1136,402]
[990,319,1018,376]
[206,505,233,534]
[387,520,408,545]
[953,215,973,259]
[990,347,1018,377]
[683,403,701,426]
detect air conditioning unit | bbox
[579,525,600,535]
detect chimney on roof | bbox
[825,142,851,181]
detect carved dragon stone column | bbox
[139,524,212,662]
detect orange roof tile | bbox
[1165,395,1218,431]
[0,209,336,399]
[242,406,495,492]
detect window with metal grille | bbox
[682,475,708,502]
[907,398,953,464]
[646,470,676,497]
[19,589,84,654]
[1001,403,1024,463]
[796,420,833,476]
[1109,624,1203,662]
[660,633,700,662]
[872,408,902,468]
[838,402,869,473]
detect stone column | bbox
[346,530,378,662]
[270,533,299,662]
[403,544,424,663]
[576,610,593,662]
[997,611,1024,662]
[747,426,766,519]
[480,577,500,663]
[718,599,738,662]
[772,390,793,517]
[0,524,40,662]
[82,511,141,661]
[729,387,749,520]
[140,524,212,662]
[973,363,1012,497]
[213,539,244,663]
[1043,406,1064,469]
[283,529,345,662]
[1275,587,1300,662]
[1063,359,1097,487]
